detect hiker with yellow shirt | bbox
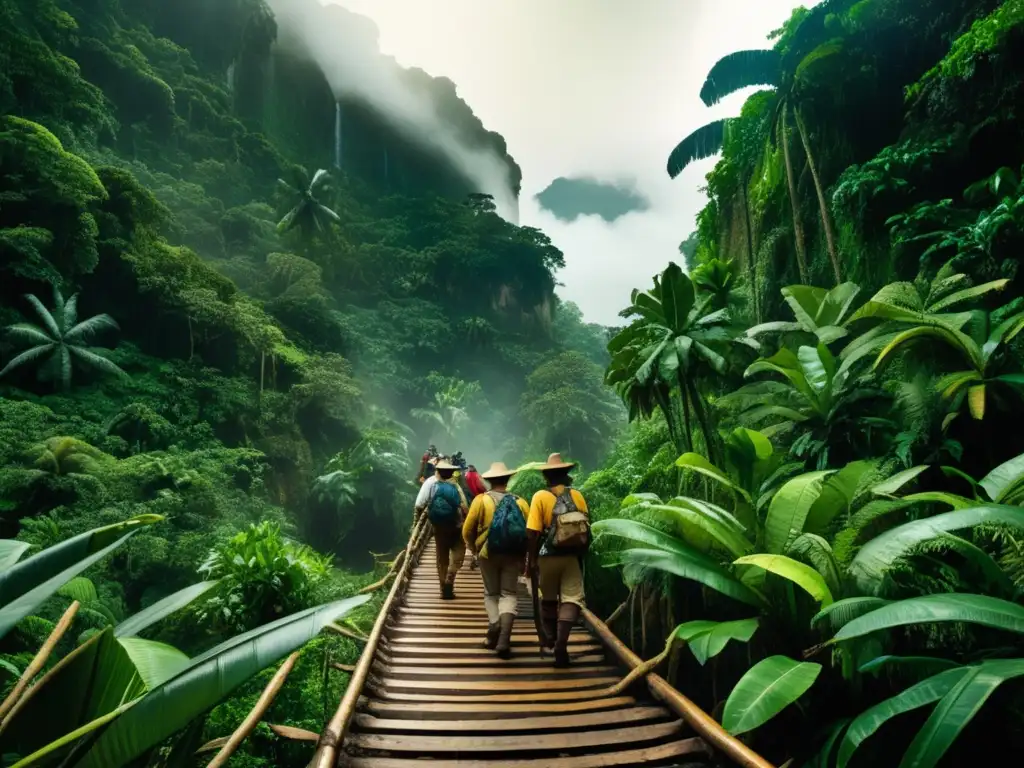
[462,462,529,659]
[526,453,591,668]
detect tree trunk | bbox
[740,178,760,322]
[687,378,720,467]
[259,350,265,396]
[780,103,810,283]
[677,370,694,454]
[794,107,842,285]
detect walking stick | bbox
[529,563,552,654]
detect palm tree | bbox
[668,43,844,285]
[0,287,125,390]
[606,263,730,463]
[276,168,340,238]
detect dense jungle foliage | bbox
[4,0,1024,766]
[581,0,1024,766]
[0,0,616,764]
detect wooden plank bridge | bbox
[308,519,775,768]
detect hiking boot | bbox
[496,613,515,659]
[441,582,456,600]
[553,603,580,668]
[553,620,573,667]
[483,622,499,650]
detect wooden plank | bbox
[370,689,621,703]
[362,696,638,720]
[375,676,619,692]
[343,737,709,767]
[375,663,614,677]
[387,627,588,637]
[352,705,669,733]
[378,654,607,667]
[347,720,682,753]
[379,645,602,658]
[384,636,594,647]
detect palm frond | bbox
[68,346,128,379]
[24,293,60,338]
[668,120,730,179]
[6,323,55,346]
[63,293,79,333]
[64,313,119,344]
[700,49,781,107]
[309,169,331,193]
[0,344,55,379]
[59,345,72,390]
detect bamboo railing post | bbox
[308,515,429,768]
[0,601,80,722]
[582,606,776,768]
[205,651,300,768]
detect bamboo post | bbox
[307,515,428,768]
[0,601,80,721]
[326,623,368,643]
[205,651,300,768]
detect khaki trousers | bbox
[432,522,465,584]
[479,553,522,622]
[538,554,585,607]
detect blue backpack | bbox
[486,491,527,555]
[428,481,462,526]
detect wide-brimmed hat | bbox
[536,452,575,471]
[481,461,517,480]
[434,459,457,470]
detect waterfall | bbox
[383,145,389,182]
[226,62,235,93]
[334,101,343,170]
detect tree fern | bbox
[0,287,124,390]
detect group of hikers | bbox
[413,447,590,668]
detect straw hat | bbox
[434,458,457,470]
[536,452,575,471]
[480,461,517,480]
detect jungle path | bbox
[312,521,775,768]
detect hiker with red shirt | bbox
[465,465,487,497]
[417,445,438,484]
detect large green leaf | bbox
[763,471,833,554]
[872,465,929,496]
[875,325,982,372]
[816,283,862,328]
[858,656,962,679]
[0,517,160,632]
[675,453,751,502]
[660,263,695,332]
[58,576,98,604]
[603,547,763,607]
[836,667,969,768]
[734,554,834,606]
[2,629,141,759]
[667,120,729,179]
[782,285,827,330]
[900,659,1024,768]
[0,519,160,639]
[722,655,822,735]
[699,48,781,106]
[833,593,1024,643]
[806,460,877,534]
[787,533,842,597]
[117,637,189,690]
[812,597,892,633]
[849,505,1024,594]
[0,541,30,572]
[114,581,219,637]
[642,501,753,558]
[673,618,759,665]
[978,451,1024,503]
[71,595,371,768]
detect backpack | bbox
[428,480,462,526]
[486,491,527,555]
[541,489,591,556]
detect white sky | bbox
[329,0,808,324]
